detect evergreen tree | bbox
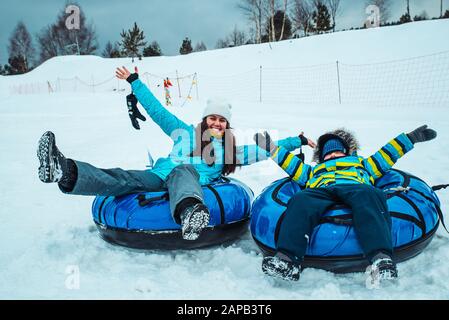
[143,41,162,56]
[179,37,193,55]
[312,1,332,34]
[120,22,146,61]
[102,41,121,58]
[37,3,97,63]
[8,21,35,73]
[444,10,449,18]
[413,11,429,21]
[399,12,412,24]
[0,65,5,75]
[264,10,292,41]
[4,56,28,75]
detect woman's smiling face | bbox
[206,114,228,136]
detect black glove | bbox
[254,131,277,155]
[299,134,309,146]
[126,93,146,130]
[407,125,437,144]
[126,73,139,84]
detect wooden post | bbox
[47,81,53,93]
[194,73,199,100]
[176,70,181,98]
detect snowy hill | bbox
[0,19,449,299]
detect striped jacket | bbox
[271,133,414,188]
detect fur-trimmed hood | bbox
[313,128,360,163]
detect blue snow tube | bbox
[92,177,254,250]
[251,169,444,273]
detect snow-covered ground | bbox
[1,20,449,299]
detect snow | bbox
[1,20,449,299]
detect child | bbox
[254,125,437,282]
[37,67,312,241]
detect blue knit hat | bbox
[321,138,347,160]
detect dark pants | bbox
[60,161,204,223]
[276,184,392,264]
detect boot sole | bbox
[37,131,56,183]
[262,257,300,281]
[182,209,210,241]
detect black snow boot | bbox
[262,252,301,281]
[178,199,210,241]
[369,252,398,284]
[37,131,69,183]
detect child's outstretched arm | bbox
[236,133,315,166]
[254,131,312,187]
[363,125,437,179]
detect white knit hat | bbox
[202,98,232,123]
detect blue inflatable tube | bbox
[92,178,254,250]
[251,169,444,273]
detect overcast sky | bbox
[0,0,446,65]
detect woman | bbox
[37,66,315,241]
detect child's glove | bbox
[126,93,146,130]
[407,125,437,144]
[299,132,317,148]
[254,131,278,155]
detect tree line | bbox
[1,0,448,75]
[237,0,449,42]
[0,3,206,75]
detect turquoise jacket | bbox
[131,79,303,185]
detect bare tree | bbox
[365,0,392,24]
[37,4,97,62]
[194,41,207,52]
[326,0,341,31]
[238,0,264,44]
[270,0,276,41]
[8,21,35,71]
[102,41,121,58]
[215,38,230,49]
[256,0,274,42]
[228,26,247,46]
[240,0,291,42]
[291,0,314,36]
[263,0,291,41]
[279,0,289,40]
